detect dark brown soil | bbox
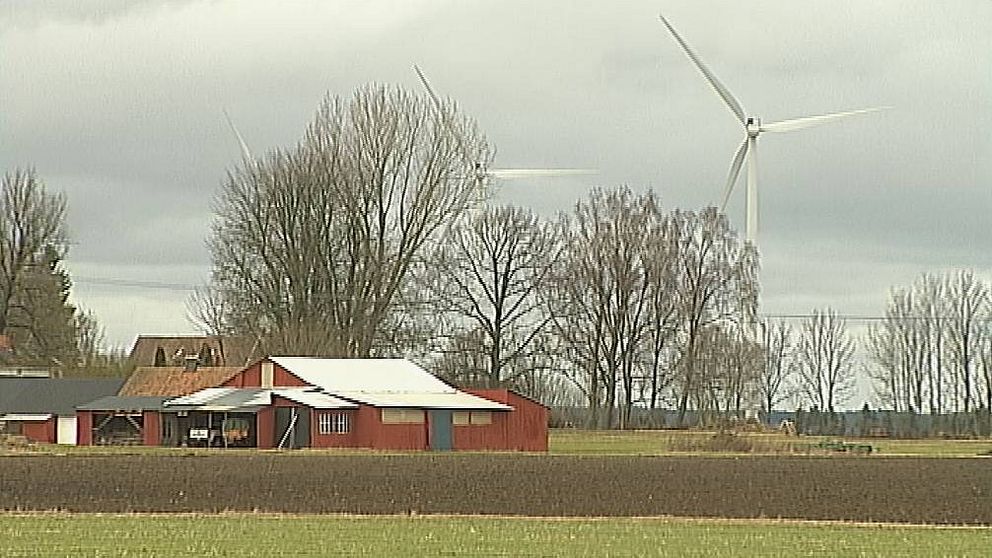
[1,454,989,524]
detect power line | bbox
[762,313,992,323]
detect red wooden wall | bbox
[77,411,93,446]
[460,389,549,451]
[21,419,55,444]
[223,360,306,388]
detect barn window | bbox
[318,412,351,434]
[470,411,492,425]
[453,411,491,426]
[380,408,424,424]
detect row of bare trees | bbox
[867,270,992,416]
[200,83,989,428]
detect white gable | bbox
[269,357,455,393]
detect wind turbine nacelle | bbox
[746,116,761,137]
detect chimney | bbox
[183,355,199,373]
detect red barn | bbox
[76,357,548,451]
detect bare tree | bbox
[0,168,68,336]
[796,308,855,412]
[669,207,758,426]
[758,319,794,416]
[944,269,986,414]
[0,168,87,370]
[208,85,490,356]
[428,205,559,388]
[548,187,663,428]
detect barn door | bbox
[275,407,311,449]
[56,417,77,445]
[161,414,179,447]
[294,408,310,448]
[429,410,453,451]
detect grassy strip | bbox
[1,514,988,557]
[3,429,990,457]
[549,429,992,457]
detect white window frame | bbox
[318,412,351,434]
[470,411,492,425]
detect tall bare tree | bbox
[758,319,794,416]
[0,168,86,369]
[548,187,664,428]
[0,168,68,336]
[428,205,559,388]
[208,84,490,356]
[669,207,758,426]
[796,308,855,412]
[944,269,987,414]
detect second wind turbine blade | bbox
[488,168,596,179]
[721,138,749,211]
[759,107,891,133]
[658,14,747,125]
[223,109,256,165]
[413,64,476,170]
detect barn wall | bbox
[223,360,307,388]
[77,411,93,446]
[464,389,549,451]
[506,391,549,451]
[452,412,509,450]
[21,419,56,444]
[356,406,428,450]
[142,411,161,446]
[256,407,274,449]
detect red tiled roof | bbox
[118,366,241,397]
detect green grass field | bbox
[0,514,988,557]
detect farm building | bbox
[0,377,124,444]
[76,357,548,451]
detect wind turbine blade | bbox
[721,138,749,211]
[222,109,255,165]
[413,64,445,115]
[413,64,477,170]
[760,106,891,133]
[488,168,597,179]
[658,14,747,125]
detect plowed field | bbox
[2,454,989,524]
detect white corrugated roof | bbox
[167,387,237,406]
[336,391,511,411]
[272,388,357,409]
[270,357,456,393]
[0,413,52,421]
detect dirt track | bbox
[1,454,989,524]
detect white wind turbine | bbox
[413,65,595,191]
[658,14,889,244]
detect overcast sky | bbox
[2,1,990,358]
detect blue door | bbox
[429,410,453,451]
